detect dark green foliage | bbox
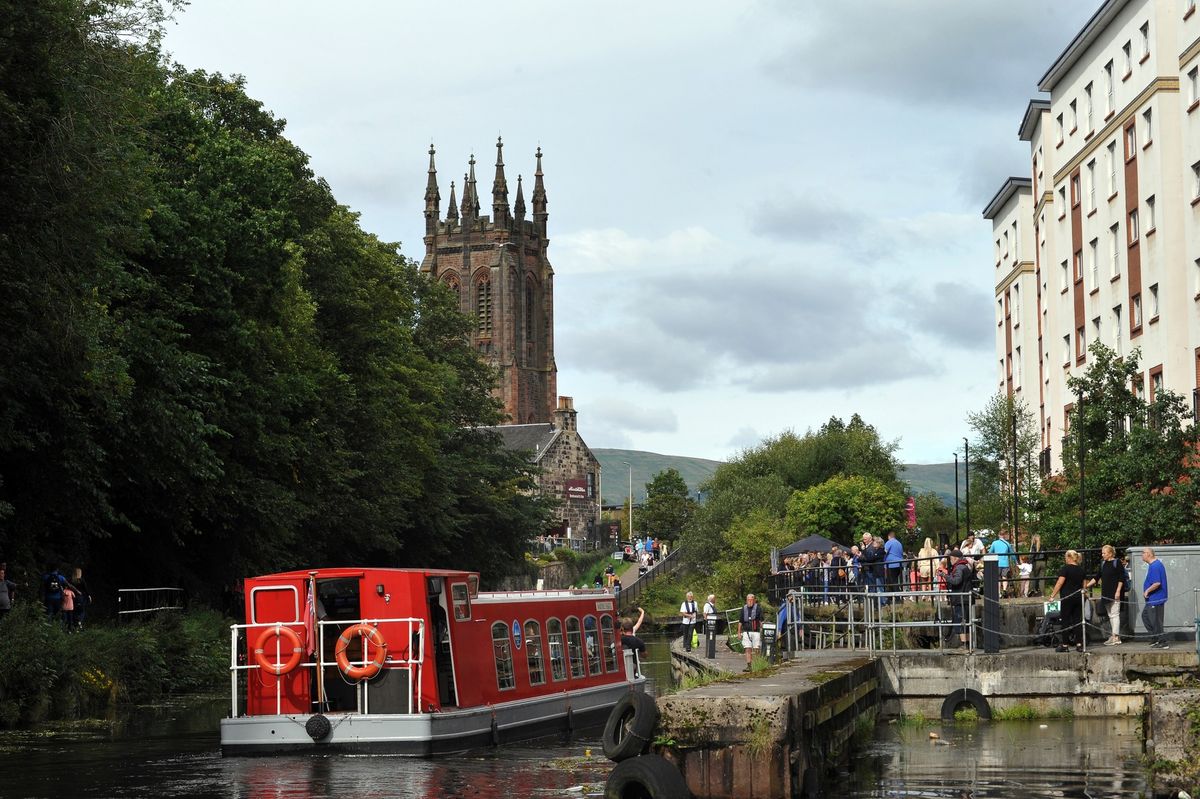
[680,416,901,571]
[639,468,696,542]
[0,0,550,597]
[1041,343,1200,551]
[0,605,229,726]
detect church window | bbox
[445,275,461,308]
[475,275,492,336]
[525,285,536,342]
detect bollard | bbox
[982,554,1000,654]
[762,622,777,663]
[705,613,718,659]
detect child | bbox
[1017,555,1033,598]
[61,584,76,630]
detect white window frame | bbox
[1104,61,1114,114]
[1129,208,1139,243]
[1084,83,1094,131]
[1150,283,1159,318]
[1122,41,1132,75]
[1107,142,1117,195]
[1112,305,1123,355]
[1109,223,1120,277]
[1139,22,1150,60]
[1089,238,1099,289]
[1086,160,1096,211]
[1146,195,1155,231]
[1142,108,1153,143]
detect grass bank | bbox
[0,604,229,728]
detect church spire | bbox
[424,143,440,235]
[514,174,526,222]
[532,146,548,233]
[445,179,458,223]
[462,155,480,222]
[492,136,510,226]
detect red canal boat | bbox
[220,567,645,755]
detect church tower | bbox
[420,140,558,424]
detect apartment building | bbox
[988,0,1200,474]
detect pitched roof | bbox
[982,177,1032,220]
[477,423,559,463]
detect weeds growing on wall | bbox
[0,604,229,728]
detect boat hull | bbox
[221,679,644,756]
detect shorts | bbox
[741,631,762,650]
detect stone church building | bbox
[419,140,600,542]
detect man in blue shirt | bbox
[988,530,1015,597]
[1141,548,1169,648]
[884,531,904,601]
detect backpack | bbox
[44,572,63,595]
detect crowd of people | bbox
[0,562,92,630]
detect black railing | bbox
[616,545,683,613]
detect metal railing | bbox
[117,587,184,617]
[616,545,683,612]
[779,588,977,655]
[229,616,425,718]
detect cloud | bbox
[555,226,722,275]
[907,282,993,351]
[762,1,1092,109]
[750,192,868,244]
[726,426,761,450]
[588,398,679,434]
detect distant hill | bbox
[593,449,960,508]
[593,449,722,506]
[900,462,959,506]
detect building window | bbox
[1092,317,1102,348]
[1084,83,1094,131]
[525,284,535,342]
[1071,174,1080,206]
[995,239,1001,262]
[1192,161,1200,200]
[600,615,618,672]
[1110,224,1120,277]
[1061,259,1069,290]
[1086,160,1096,211]
[1150,283,1159,318]
[1056,113,1064,144]
[475,275,492,336]
[1013,284,1021,318]
[1077,326,1086,358]
[1063,335,1071,366]
[1129,209,1139,243]
[1133,293,1143,328]
[1189,68,1199,106]
[1139,22,1150,60]
[1073,250,1082,282]
[1089,238,1099,289]
[524,620,546,686]
[1142,108,1153,143]
[999,358,1006,384]
[1124,124,1137,158]
[1122,41,1132,75]
[1014,347,1022,388]
[1058,186,1067,214]
[1107,142,1117,195]
[1113,305,1123,355]
[546,618,566,681]
[1146,195,1155,231]
[1152,371,1163,401]
[565,616,585,679]
[492,622,515,691]
[1003,230,1009,258]
[1012,220,1018,254]
[1135,376,1146,401]
[1069,99,1077,131]
[1195,258,1200,297]
[583,615,602,676]
[1104,61,1114,113]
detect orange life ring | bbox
[335,623,388,680]
[254,624,304,676]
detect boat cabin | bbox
[237,567,630,718]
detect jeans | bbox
[1142,602,1166,645]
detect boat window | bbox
[600,615,617,672]
[524,620,545,685]
[546,618,566,682]
[467,575,479,598]
[583,615,601,676]
[492,622,515,691]
[565,617,585,679]
[451,582,471,621]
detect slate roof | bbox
[477,423,560,463]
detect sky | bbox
[162,0,1101,465]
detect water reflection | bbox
[844,717,1146,798]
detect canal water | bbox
[0,636,1149,798]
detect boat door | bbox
[426,576,459,708]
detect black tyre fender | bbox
[602,691,659,762]
[940,688,991,721]
[605,753,690,799]
[305,714,332,741]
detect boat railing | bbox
[229,616,426,718]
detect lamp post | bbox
[963,438,971,539]
[954,452,960,537]
[621,461,633,542]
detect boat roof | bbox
[248,567,478,581]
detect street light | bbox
[621,461,634,542]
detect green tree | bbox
[783,475,905,546]
[711,509,790,603]
[912,492,956,542]
[1041,343,1200,551]
[965,393,1041,545]
[680,416,900,571]
[639,468,695,542]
